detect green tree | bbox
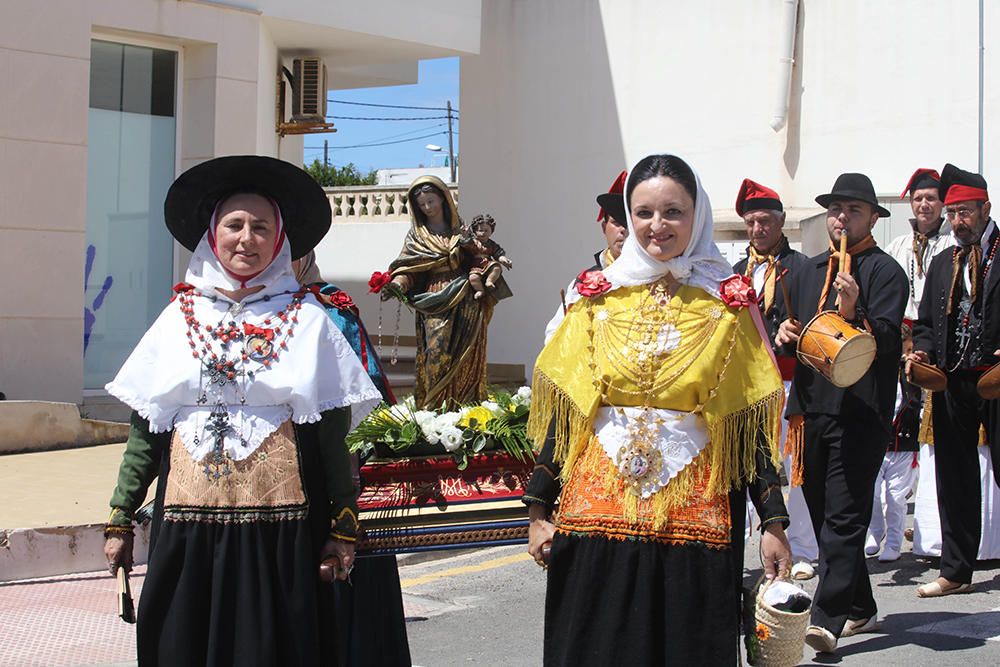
[304,160,378,187]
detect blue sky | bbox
[303,57,459,174]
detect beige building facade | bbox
[0,0,480,408]
[457,0,1000,372]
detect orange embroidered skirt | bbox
[543,437,743,666]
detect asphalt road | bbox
[399,529,1000,666]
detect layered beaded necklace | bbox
[584,279,738,496]
[175,284,307,479]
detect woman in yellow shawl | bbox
[523,154,792,665]
[384,176,511,409]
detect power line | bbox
[328,98,459,114]
[325,114,454,121]
[304,123,448,150]
[313,131,449,150]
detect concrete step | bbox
[1,401,129,454]
[0,442,154,581]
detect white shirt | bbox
[884,221,955,321]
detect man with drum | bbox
[733,178,818,580]
[907,164,1000,598]
[882,169,953,561]
[776,173,907,654]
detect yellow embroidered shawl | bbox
[528,284,784,513]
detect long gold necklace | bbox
[584,279,739,496]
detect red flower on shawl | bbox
[326,290,356,311]
[243,323,275,340]
[575,269,612,297]
[719,274,756,308]
[368,271,392,293]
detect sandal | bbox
[916,580,975,598]
[840,616,881,637]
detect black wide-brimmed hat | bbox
[595,192,627,225]
[815,173,890,218]
[164,155,331,260]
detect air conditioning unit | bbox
[291,57,327,122]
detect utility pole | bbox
[447,100,456,183]
[324,139,329,168]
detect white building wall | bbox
[0,0,480,404]
[461,0,1000,371]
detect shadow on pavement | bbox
[808,610,996,664]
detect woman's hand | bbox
[104,534,134,575]
[761,523,792,580]
[319,538,356,582]
[775,318,802,346]
[527,504,555,567]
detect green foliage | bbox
[303,160,378,187]
[346,387,535,469]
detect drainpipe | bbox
[770,0,800,131]
[979,0,984,173]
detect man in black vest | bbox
[733,178,816,579]
[776,173,907,654]
[908,163,1000,598]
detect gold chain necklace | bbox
[584,279,740,495]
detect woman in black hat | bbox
[102,156,383,666]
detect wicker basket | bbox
[747,577,810,667]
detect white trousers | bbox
[913,443,1000,559]
[745,382,818,562]
[867,451,919,551]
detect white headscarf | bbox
[544,153,733,340]
[107,211,381,462]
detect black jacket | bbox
[913,226,1000,370]
[734,244,808,375]
[785,246,908,428]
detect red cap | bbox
[900,168,940,198]
[735,178,783,217]
[940,163,989,205]
[596,170,627,222]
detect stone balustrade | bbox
[326,184,459,223]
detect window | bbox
[84,40,177,390]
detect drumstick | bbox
[776,263,796,322]
[559,288,567,315]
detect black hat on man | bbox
[815,173,891,218]
[164,155,331,260]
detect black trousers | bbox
[801,413,886,635]
[931,370,1000,583]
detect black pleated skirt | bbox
[543,532,740,666]
[137,520,338,666]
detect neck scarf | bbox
[910,218,943,278]
[106,228,382,460]
[816,234,877,312]
[744,234,790,314]
[565,154,733,310]
[948,244,984,315]
[207,198,286,288]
